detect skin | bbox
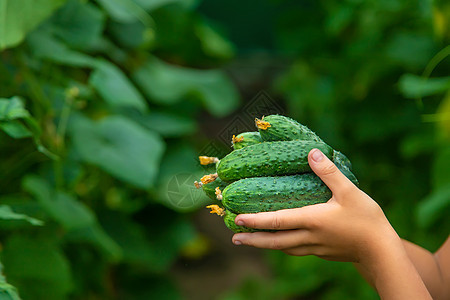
[232,148,449,299]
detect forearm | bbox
[356,238,446,299]
[355,234,432,300]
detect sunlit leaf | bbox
[0,97,30,120]
[399,74,450,98]
[132,56,239,116]
[0,121,32,138]
[0,0,65,50]
[0,97,38,139]
[0,205,43,226]
[69,114,165,189]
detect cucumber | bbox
[202,177,228,201]
[221,160,358,215]
[333,150,352,171]
[221,173,332,214]
[217,140,333,182]
[232,132,262,150]
[223,210,259,233]
[333,153,358,186]
[256,115,323,142]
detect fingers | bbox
[235,204,328,230]
[232,230,315,250]
[308,148,355,196]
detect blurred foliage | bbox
[0,0,238,299]
[0,0,449,300]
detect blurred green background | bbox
[0,0,449,299]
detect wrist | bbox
[359,224,403,268]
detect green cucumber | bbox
[257,115,323,142]
[232,132,262,150]
[333,150,352,171]
[223,210,259,233]
[333,154,358,186]
[217,140,333,182]
[202,177,228,201]
[222,173,331,214]
[221,159,358,215]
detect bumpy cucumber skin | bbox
[333,154,358,186]
[333,150,352,171]
[232,132,262,150]
[222,161,358,215]
[258,115,323,143]
[223,210,258,233]
[202,177,228,201]
[217,140,333,182]
[222,173,331,214]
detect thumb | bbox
[308,148,354,195]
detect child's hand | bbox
[231,149,434,299]
[231,148,401,264]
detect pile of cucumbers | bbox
[195,115,358,233]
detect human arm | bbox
[231,149,433,300]
[355,237,450,299]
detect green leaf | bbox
[0,0,66,50]
[194,20,234,59]
[132,56,240,116]
[108,20,151,49]
[124,110,197,137]
[1,236,72,300]
[0,121,32,138]
[384,32,436,70]
[94,0,154,26]
[134,0,198,11]
[399,74,450,98]
[0,97,30,120]
[27,29,97,67]
[0,205,43,226]
[22,176,122,260]
[431,145,450,189]
[89,60,148,112]
[99,212,157,267]
[22,176,95,230]
[0,97,39,140]
[417,184,450,228]
[0,260,21,300]
[51,0,106,50]
[69,114,165,189]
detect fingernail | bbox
[311,149,324,162]
[233,240,242,245]
[235,218,244,226]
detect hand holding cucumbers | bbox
[195,114,358,233]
